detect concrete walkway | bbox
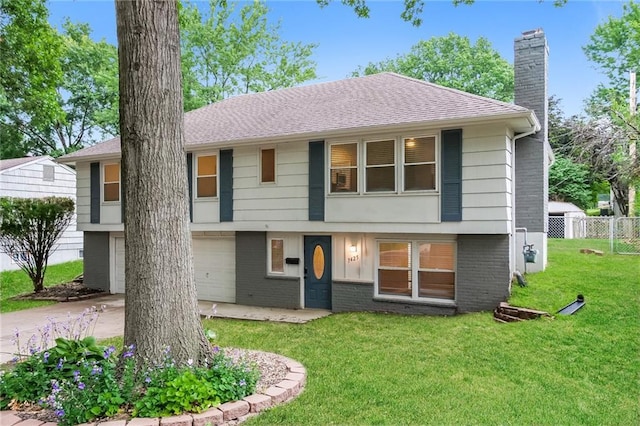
[0,294,330,364]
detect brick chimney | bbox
[514,29,550,272]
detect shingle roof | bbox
[0,155,50,172]
[60,72,536,161]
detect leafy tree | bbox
[0,0,119,158]
[179,0,317,111]
[352,33,513,102]
[548,156,593,210]
[116,0,210,365]
[0,197,75,292]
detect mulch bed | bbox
[12,281,106,302]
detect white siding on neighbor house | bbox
[76,163,91,227]
[0,158,83,271]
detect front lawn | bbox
[0,260,83,313]
[204,239,639,425]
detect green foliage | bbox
[352,33,513,101]
[179,0,317,111]
[0,260,83,313]
[1,341,258,424]
[0,0,118,157]
[0,197,75,292]
[549,155,594,209]
[584,2,640,109]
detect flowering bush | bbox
[0,341,259,426]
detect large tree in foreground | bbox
[0,197,74,292]
[352,33,514,102]
[116,0,210,364]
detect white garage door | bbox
[113,237,236,303]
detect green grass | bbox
[198,239,639,425]
[0,260,83,313]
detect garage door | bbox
[113,237,236,303]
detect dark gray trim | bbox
[308,141,325,221]
[441,129,462,222]
[235,231,301,309]
[186,153,193,222]
[120,171,125,224]
[90,162,100,224]
[219,149,233,222]
[83,232,110,292]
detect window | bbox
[270,239,284,273]
[330,143,358,192]
[261,148,275,183]
[404,136,436,191]
[377,241,455,301]
[366,139,395,192]
[43,165,55,182]
[196,154,217,198]
[103,163,120,202]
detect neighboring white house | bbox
[0,156,83,271]
[548,201,587,239]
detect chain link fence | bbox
[547,216,640,255]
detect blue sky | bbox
[48,0,627,116]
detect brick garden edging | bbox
[0,354,306,426]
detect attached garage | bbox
[113,236,236,303]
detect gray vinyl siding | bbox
[456,234,511,312]
[235,231,300,309]
[83,232,110,292]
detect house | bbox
[59,30,551,314]
[0,155,83,271]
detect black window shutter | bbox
[186,153,193,222]
[220,149,233,222]
[308,141,325,221]
[90,162,100,224]
[441,129,462,222]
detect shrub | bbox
[0,341,259,425]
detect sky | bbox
[47,0,629,117]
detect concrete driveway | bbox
[0,294,330,364]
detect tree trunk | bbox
[115,0,210,364]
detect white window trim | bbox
[102,162,121,204]
[402,134,439,193]
[259,147,277,185]
[374,239,456,303]
[329,141,360,194]
[267,237,285,275]
[364,138,397,194]
[194,152,219,200]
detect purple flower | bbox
[78,382,85,390]
[51,380,60,391]
[56,359,64,370]
[213,346,220,354]
[104,346,116,359]
[73,370,80,381]
[43,352,50,362]
[55,409,65,417]
[239,379,246,386]
[91,365,103,375]
[145,376,152,384]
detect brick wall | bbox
[83,232,110,291]
[456,234,511,312]
[235,231,301,309]
[514,29,550,233]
